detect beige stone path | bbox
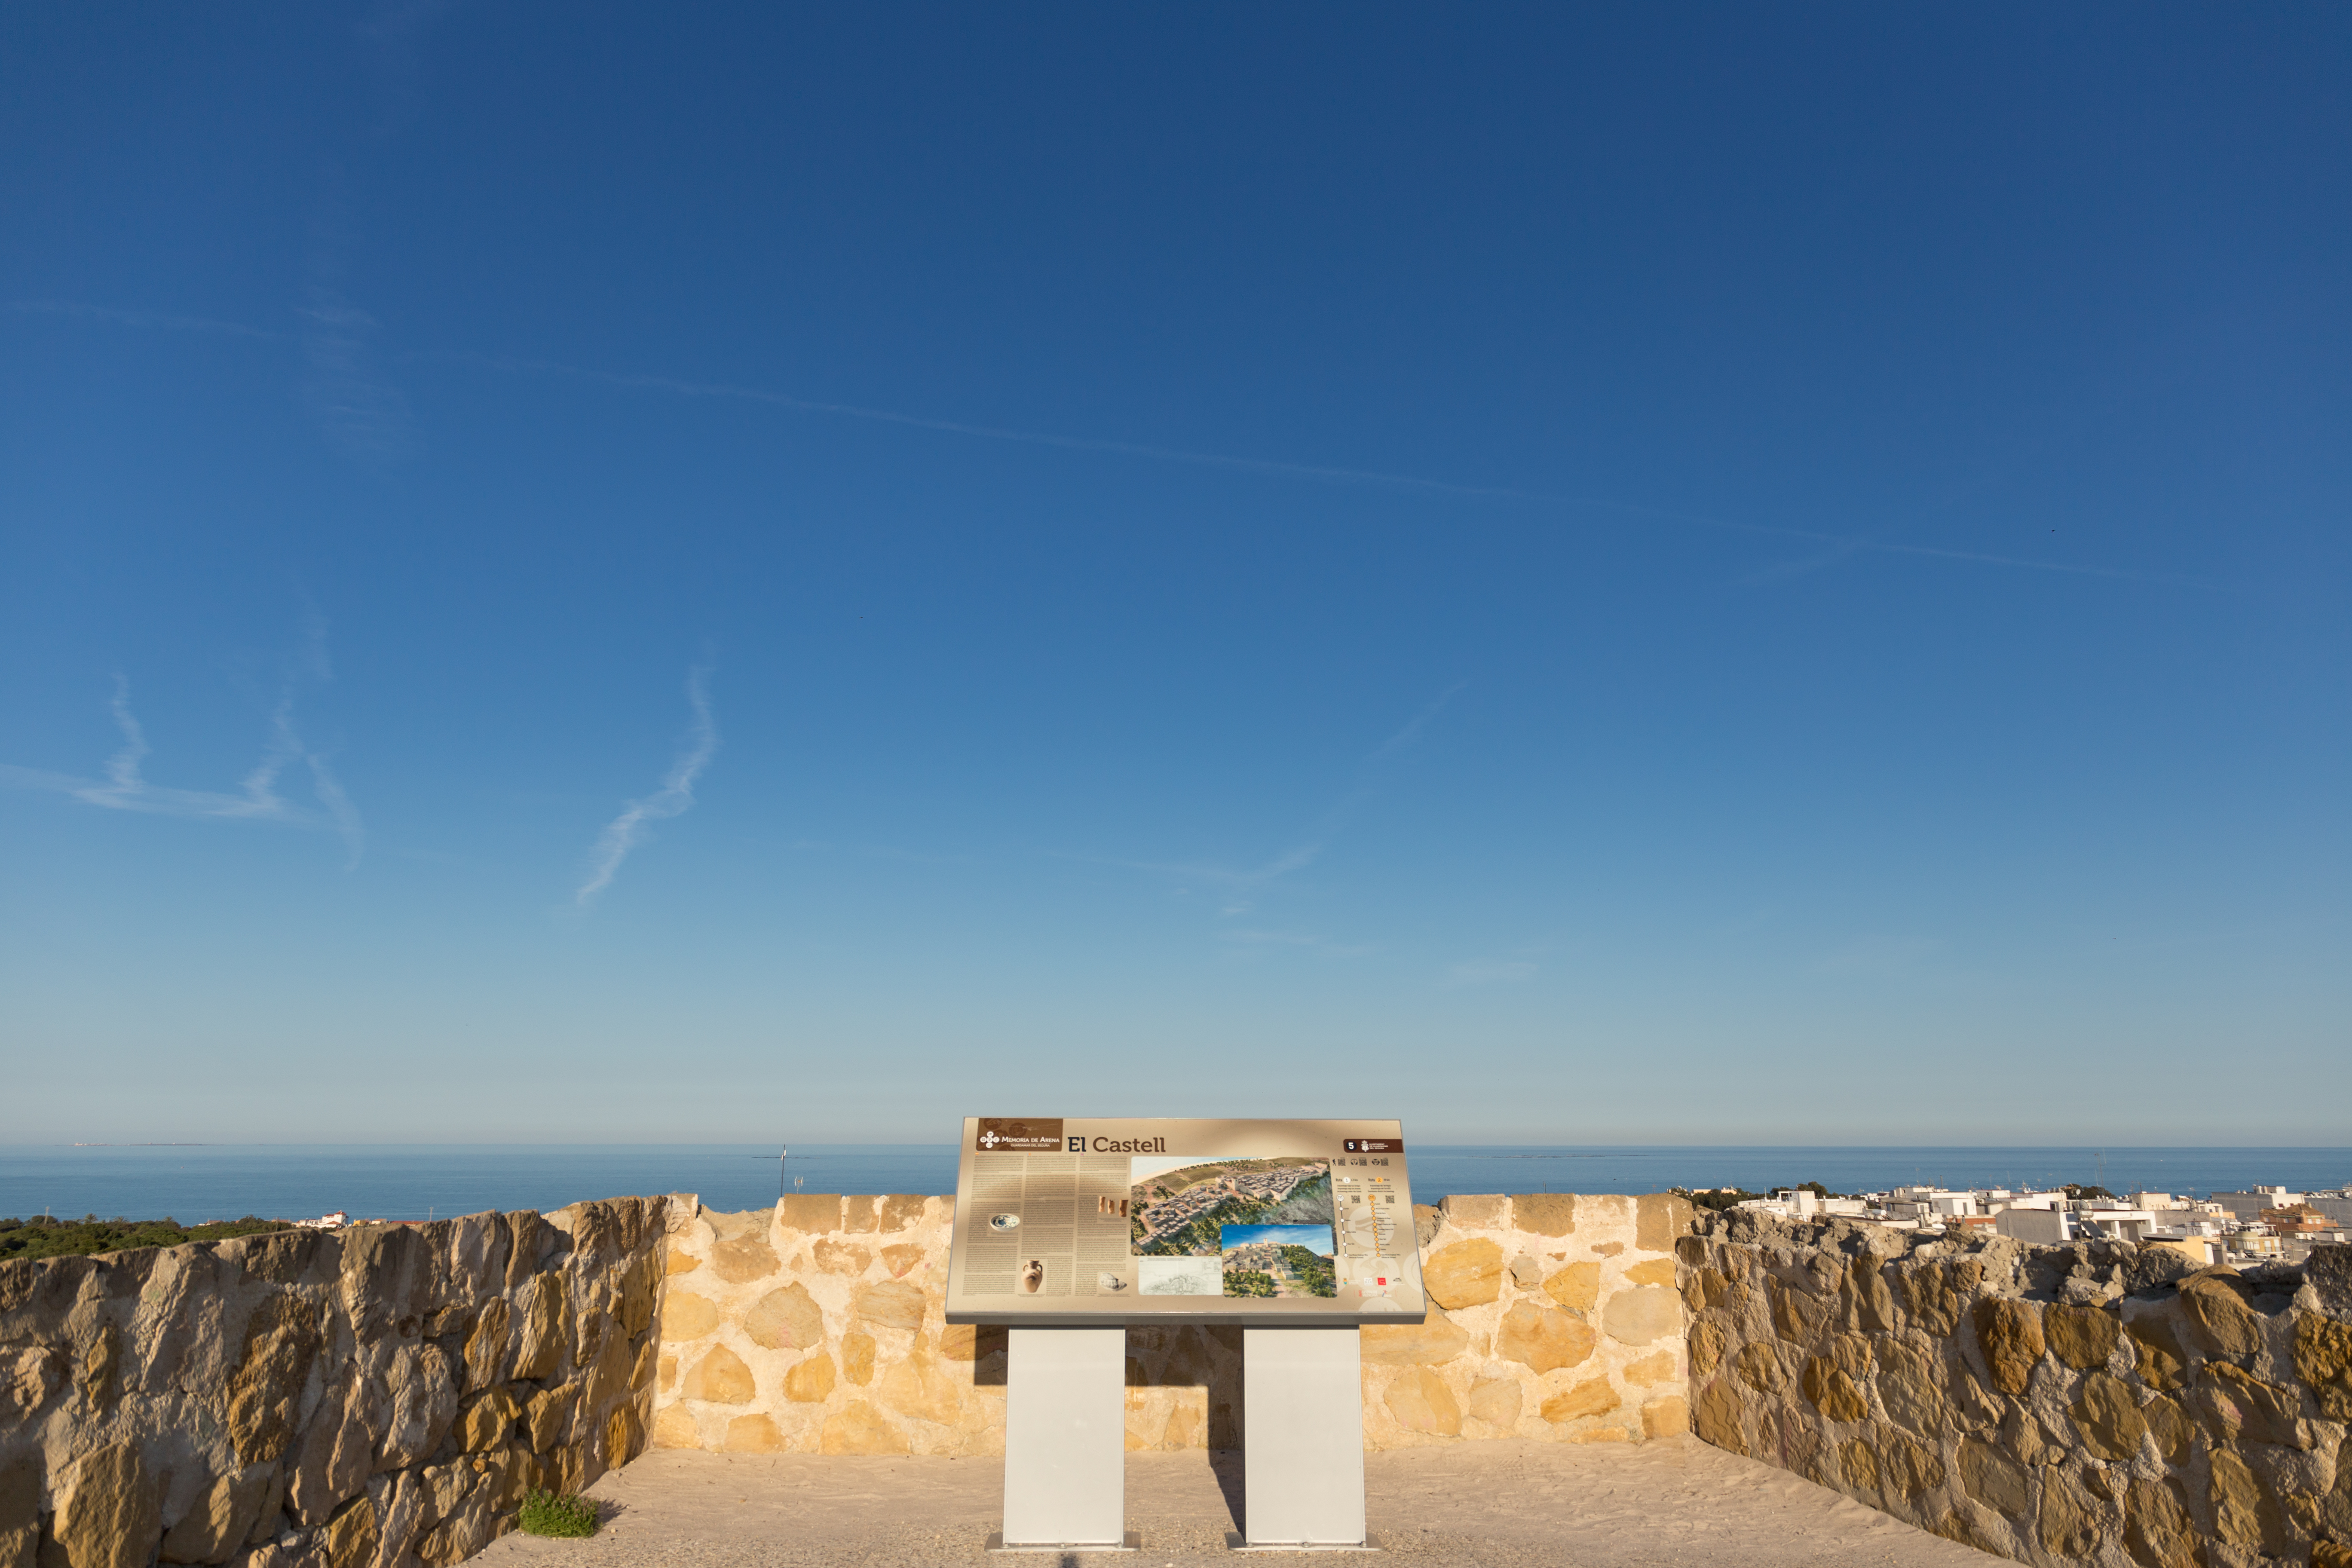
[474,1440,2000,1568]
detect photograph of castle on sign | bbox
[1219,1222,1337,1298]
[1130,1156,1333,1256]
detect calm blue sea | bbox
[2,1144,2345,1225]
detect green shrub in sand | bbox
[518,1490,598,1538]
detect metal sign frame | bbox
[946,1116,1424,1326]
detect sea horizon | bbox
[3,1142,2344,1227]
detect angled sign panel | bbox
[945,1117,1425,1325]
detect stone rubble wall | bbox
[650,1191,1696,1455]
[0,1196,685,1568]
[1680,1211,2352,1568]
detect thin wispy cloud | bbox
[7,299,289,340]
[288,702,367,865]
[300,288,412,462]
[1077,681,1468,952]
[0,676,366,866]
[17,300,2199,587]
[1219,928,1376,959]
[575,668,720,907]
[358,0,459,136]
[11,291,411,463]
[1446,958,1539,986]
[1365,683,1467,764]
[1731,537,1870,592]
[415,349,1546,502]
[428,350,2208,588]
[1091,840,1323,894]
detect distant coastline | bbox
[2,1143,2343,1228]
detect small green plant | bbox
[517,1490,597,1538]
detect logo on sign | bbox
[975,1118,1065,1152]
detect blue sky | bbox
[2,7,2345,1146]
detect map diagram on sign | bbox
[1331,1169,1411,1306]
[1130,1157,1333,1256]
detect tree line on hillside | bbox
[1279,1244,1337,1297]
[0,1215,291,1262]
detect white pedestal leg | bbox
[999,1326,1127,1548]
[1242,1326,1367,1547]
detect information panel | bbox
[945,1118,1426,1325]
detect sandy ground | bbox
[472,1439,1999,1568]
